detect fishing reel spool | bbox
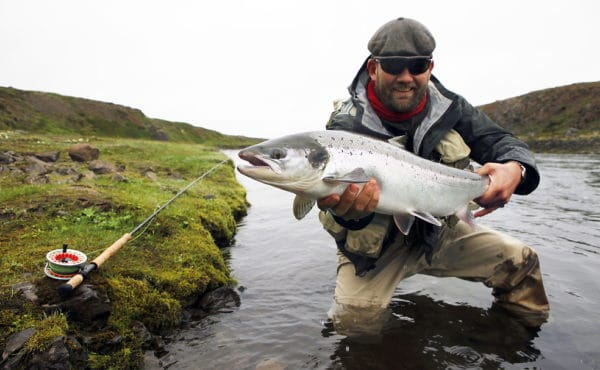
[44,244,87,280]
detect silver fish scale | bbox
[309,131,487,217]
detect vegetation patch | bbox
[0,131,251,368]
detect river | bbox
[162,153,600,369]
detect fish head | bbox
[237,133,329,194]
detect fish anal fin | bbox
[293,195,316,220]
[455,205,476,228]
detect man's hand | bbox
[474,161,523,217]
[317,178,380,220]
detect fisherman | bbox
[317,17,549,334]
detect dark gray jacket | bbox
[326,58,540,194]
[325,59,540,272]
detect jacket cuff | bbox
[330,212,375,231]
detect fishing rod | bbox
[56,159,229,297]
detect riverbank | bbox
[0,132,249,368]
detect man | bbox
[318,17,549,335]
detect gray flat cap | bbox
[368,17,436,57]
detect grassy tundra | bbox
[0,132,251,368]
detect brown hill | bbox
[1,83,598,153]
[0,86,261,148]
[478,81,600,153]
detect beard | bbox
[375,82,428,113]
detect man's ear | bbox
[367,59,378,80]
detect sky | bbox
[1,0,599,139]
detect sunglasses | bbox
[374,57,432,75]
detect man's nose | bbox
[394,68,414,82]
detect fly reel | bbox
[44,244,87,280]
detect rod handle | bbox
[92,233,132,268]
[57,233,132,297]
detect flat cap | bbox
[368,17,436,57]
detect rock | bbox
[25,174,49,185]
[145,171,158,181]
[88,160,117,174]
[112,172,127,182]
[131,321,154,349]
[34,151,60,163]
[12,282,39,303]
[24,335,88,370]
[26,156,53,175]
[0,152,15,164]
[68,144,99,162]
[1,327,36,362]
[81,170,96,180]
[143,350,163,370]
[41,283,111,324]
[565,127,579,136]
[27,336,70,369]
[55,166,79,176]
[196,286,241,313]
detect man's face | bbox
[367,58,433,113]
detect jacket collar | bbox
[347,59,454,155]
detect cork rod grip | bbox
[92,233,133,268]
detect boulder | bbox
[68,144,99,162]
[34,151,60,163]
[88,160,117,174]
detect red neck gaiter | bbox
[367,80,427,122]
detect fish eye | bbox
[270,148,287,160]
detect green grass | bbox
[0,132,249,368]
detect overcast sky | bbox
[1,0,598,139]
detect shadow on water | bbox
[327,293,540,370]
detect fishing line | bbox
[46,158,230,295]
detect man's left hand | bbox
[474,161,522,217]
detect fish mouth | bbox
[237,151,281,175]
[239,151,269,167]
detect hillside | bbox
[478,81,600,153]
[1,82,599,153]
[0,86,261,148]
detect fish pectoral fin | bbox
[322,168,369,183]
[393,214,415,235]
[387,135,408,150]
[410,210,442,227]
[293,195,316,220]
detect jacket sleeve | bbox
[453,97,540,195]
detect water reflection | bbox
[160,153,600,370]
[329,294,541,369]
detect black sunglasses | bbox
[374,57,432,75]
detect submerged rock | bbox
[197,286,241,313]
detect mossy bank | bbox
[0,131,251,368]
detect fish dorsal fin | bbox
[293,195,316,220]
[393,214,415,235]
[411,210,442,227]
[322,168,369,183]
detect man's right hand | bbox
[317,178,380,220]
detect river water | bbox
[163,153,600,369]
